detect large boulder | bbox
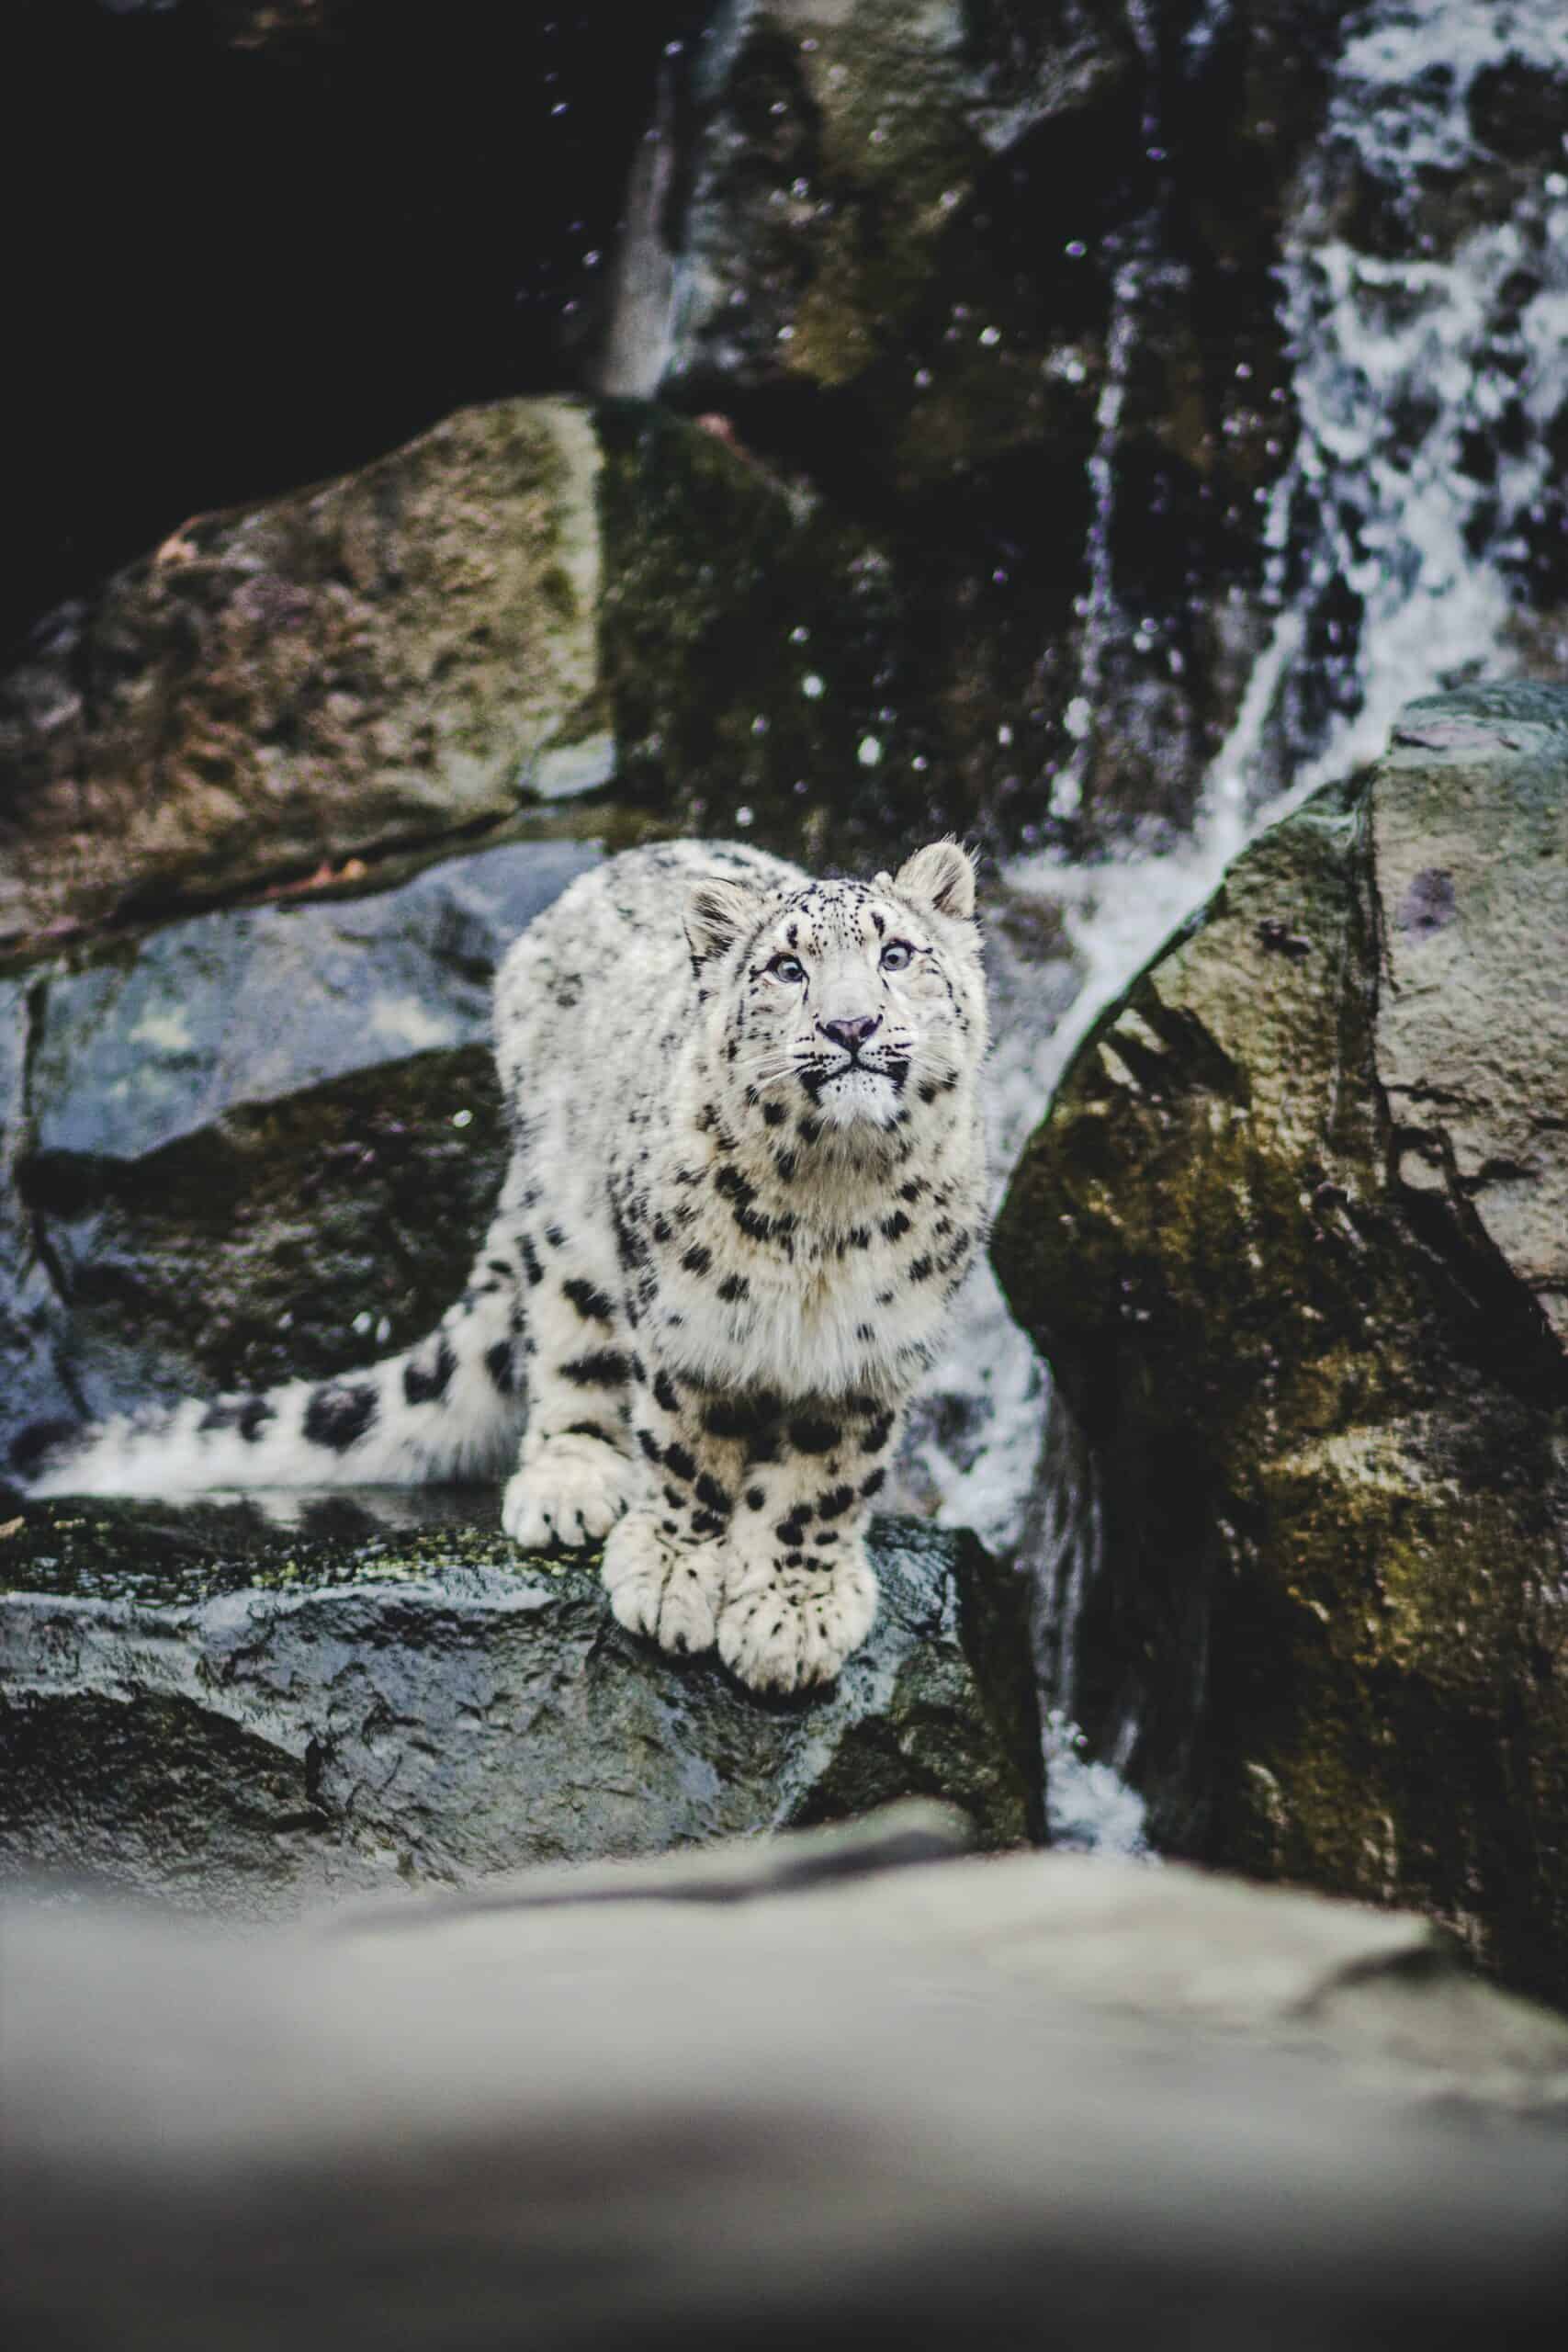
[0,401,612,952]
[5,1808,1567,2350]
[2,393,982,959]
[0,1498,1042,1911]
[991,683,1568,2004]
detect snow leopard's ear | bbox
[894,839,976,922]
[685,872,761,966]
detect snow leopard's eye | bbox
[769,953,807,984]
[880,941,914,972]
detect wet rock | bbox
[0,1495,1043,1914]
[991,683,1568,2004]
[0,401,611,952]
[1,838,596,1460]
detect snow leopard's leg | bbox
[498,1205,640,1550]
[602,1375,899,1686]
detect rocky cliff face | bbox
[992,683,1568,2002]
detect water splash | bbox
[1223,0,1568,800]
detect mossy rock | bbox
[991,684,1568,2005]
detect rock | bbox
[0,401,611,952]
[0,1498,1043,1913]
[4,1812,1567,2352]
[991,683,1568,2005]
[1,838,597,1463]
[595,0,1364,841]
[3,390,1010,958]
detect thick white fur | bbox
[25,841,988,1691]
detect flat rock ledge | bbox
[4,1805,1566,2352]
[0,1494,1042,1913]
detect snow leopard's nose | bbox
[819,1013,882,1056]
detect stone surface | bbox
[0,1498,1043,1913]
[991,683,1568,2004]
[0,400,609,952]
[1,839,597,1465]
[4,1809,1567,2351]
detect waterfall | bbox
[1217,0,1568,804]
[930,0,1568,1847]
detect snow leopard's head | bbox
[685,842,986,1147]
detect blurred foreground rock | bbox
[0,1497,1041,1910]
[4,1804,1566,2351]
[993,684,1568,2003]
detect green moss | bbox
[991,762,1568,2004]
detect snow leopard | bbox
[23,838,988,1692]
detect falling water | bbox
[914,0,1568,1849]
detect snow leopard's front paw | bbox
[502,1432,635,1550]
[716,1545,878,1694]
[601,1510,725,1657]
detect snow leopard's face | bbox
[689,842,985,1144]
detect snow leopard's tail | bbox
[15,1253,528,1501]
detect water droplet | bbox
[777,323,796,342]
[1065,240,1087,259]
[979,325,1001,346]
[452,1108,474,1129]
[802,673,825,699]
[376,1317,392,1345]
[1064,696,1091,741]
[911,754,929,773]
[736,806,754,829]
[858,736,883,767]
[940,188,961,210]
[790,625,810,644]
[997,723,1013,745]
[551,102,569,117]
[913,367,932,389]
[353,1310,374,1335]
[751,715,770,735]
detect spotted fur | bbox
[21,840,988,1691]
